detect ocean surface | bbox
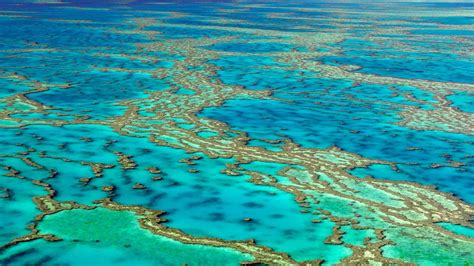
[0,0,473,265]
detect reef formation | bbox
[0,0,473,265]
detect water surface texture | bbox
[0,0,473,265]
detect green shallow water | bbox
[3,208,253,266]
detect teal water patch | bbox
[322,55,474,84]
[10,113,77,121]
[247,139,284,152]
[26,70,170,119]
[350,164,407,180]
[394,85,438,108]
[0,239,152,266]
[149,25,243,39]
[240,161,293,185]
[209,56,304,91]
[0,168,46,244]
[0,78,32,99]
[206,41,302,53]
[412,29,474,36]
[197,130,219,138]
[26,208,252,265]
[447,91,474,113]
[437,222,474,239]
[175,87,196,95]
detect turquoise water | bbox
[0,0,473,265]
[448,91,474,113]
[438,222,474,238]
[2,208,253,266]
